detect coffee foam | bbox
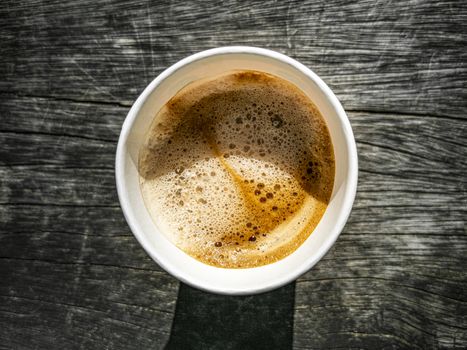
[139,70,335,268]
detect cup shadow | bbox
[166,282,296,349]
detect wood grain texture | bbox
[1,0,466,118]
[294,112,467,349]
[1,0,466,348]
[0,96,179,348]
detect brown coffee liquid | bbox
[139,70,335,268]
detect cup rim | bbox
[116,46,358,295]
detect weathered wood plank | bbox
[0,89,180,348]
[294,127,467,350]
[0,205,163,271]
[0,94,127,142]
[0,132,116,168]
[294,276,467,349]
[0,259,178,350]
[1,205,125,237]
[0,166,117,206]
[0,94,123,168]
[1,0,466,118]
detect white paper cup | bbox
[115,46,358,295]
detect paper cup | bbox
[115,46,358,295]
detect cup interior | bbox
[116,47,357,295]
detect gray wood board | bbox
[1,0,467,348]
[1,0,466,118]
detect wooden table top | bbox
[1,0,466,348]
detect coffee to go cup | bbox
[116,47,358,295]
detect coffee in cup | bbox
[139,70,335,268]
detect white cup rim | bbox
[116,46,358,295]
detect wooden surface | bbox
[1,0,466,348]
